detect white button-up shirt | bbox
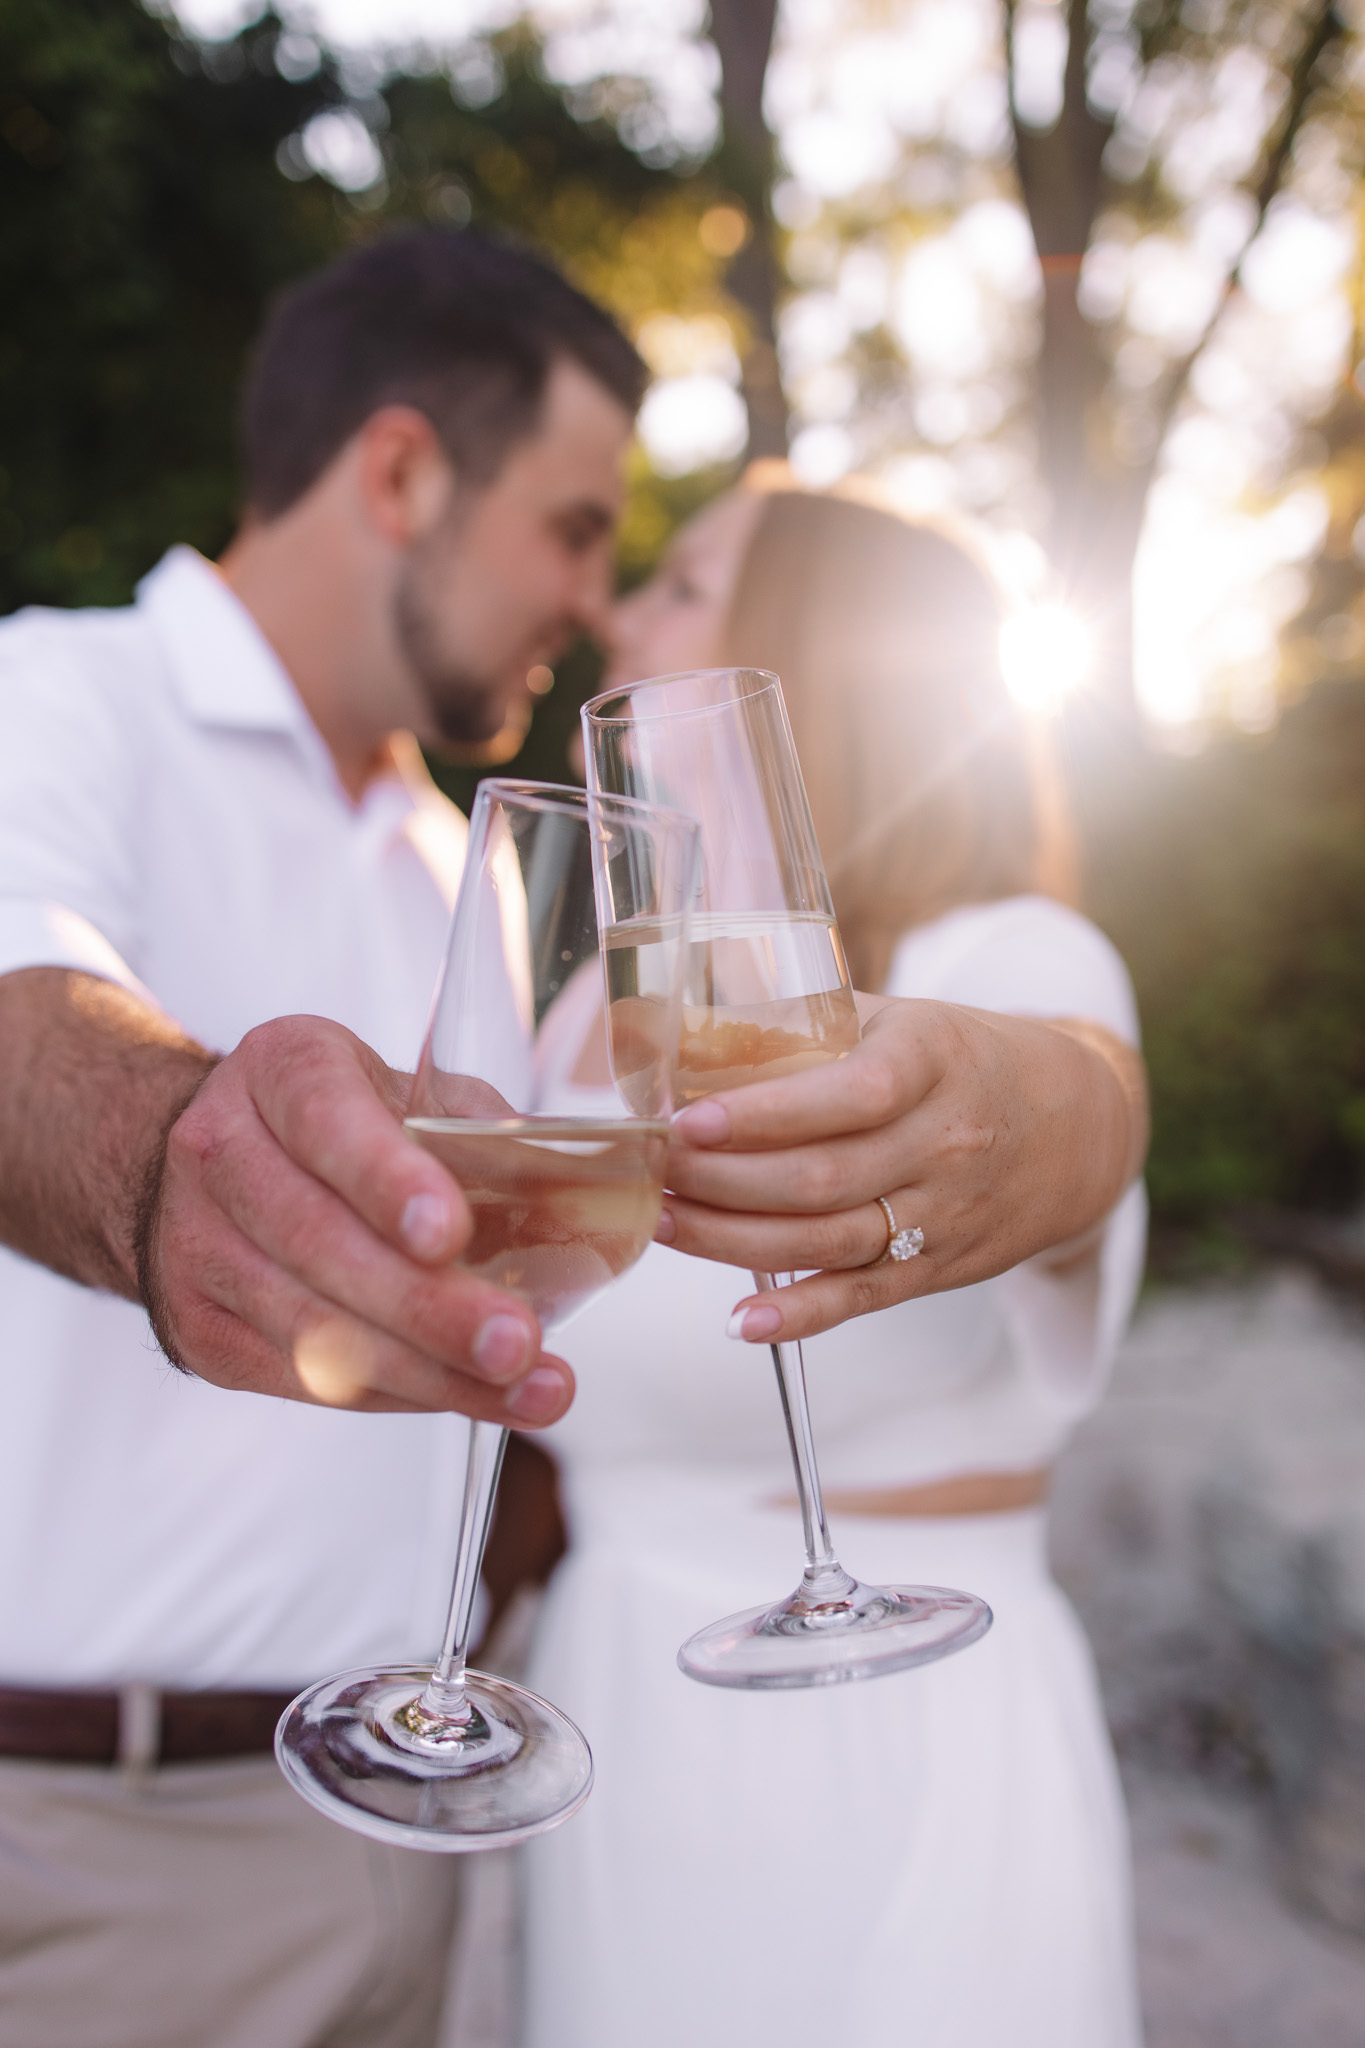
[0,547,471,1688]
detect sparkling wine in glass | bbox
[275,781,699,1847]
[585,669,992,1690]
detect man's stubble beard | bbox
[391,523,511,747]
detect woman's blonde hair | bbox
[720,480,1076,992]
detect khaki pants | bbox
[0,1754,462,2048]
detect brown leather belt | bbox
[0,1684,299,1767]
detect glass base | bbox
[678,1578,993,1690]
[274,1664,593,1852]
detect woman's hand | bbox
[657,995,1148,1345]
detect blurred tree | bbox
[1005,0,1348,719]
[747,0,1365,721]
[377,26,725,332]
[709,0,789,457]
[0,1,346,611]
[1277,242,1365,701]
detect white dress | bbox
[519,896,1147,2048]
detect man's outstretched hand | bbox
[0,971,572,1424]
[657,994,1148,1347]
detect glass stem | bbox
[753,1272,854,1602]
[416,1420,509,1722]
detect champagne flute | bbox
[275,780,699,1848]
[584,669,993,1689]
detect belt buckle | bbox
[117,1683,161,1783]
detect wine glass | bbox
[275,780,699,1849]
[584,668,993,1689]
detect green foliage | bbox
[1090,675,1365,1228]
[614,451,738,590]
[0,2,348,610]
[378,28,728,333]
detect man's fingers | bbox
[176,1092,542,1386]
[669,1002,941,1156]
[171,1291,438,1414]
[168,1209,575,1422]
[229,1017,472,1263]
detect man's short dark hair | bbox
[240,229,647,517]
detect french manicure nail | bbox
[401,1193,451,1259]
[726,1304,781,1343]
[472,1314,532,1381]
[654,1206,676,1244]
[675,1099,730,1146]
[505,1365,568,1423]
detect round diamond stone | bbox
[888,1226,924,1262]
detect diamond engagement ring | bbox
[869,1195,924,1267]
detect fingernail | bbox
[675,1099,730,1146]
[726,1304,781,1343]
[654,1206,676,1244]
[401,1193,452,1260]
[505,1365,569,1424]
[472,1314,532,1382]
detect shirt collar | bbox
[135,548,465,874]
[136,545,311,737]
[359,733,469,903]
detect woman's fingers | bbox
[658,1190,917,1275]
[666,1117,922,1216]
[670,1002,944,1156]
[722,1264,934,1345]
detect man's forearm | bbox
[0,968,217,1299]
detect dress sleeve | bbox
[885,897,1146,1425]
[0,613,154,1004]
[886,896,1139,1044]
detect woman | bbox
[519,475,1146,2048]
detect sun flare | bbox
[999,604,1093,715]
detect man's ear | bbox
[355,405,457,546]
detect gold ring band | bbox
[868,1196,925,1267]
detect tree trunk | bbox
[1005,0,1344,739]
[1007,0,1142,731]
[708,0,788,459]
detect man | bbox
[0,228,644,2048]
